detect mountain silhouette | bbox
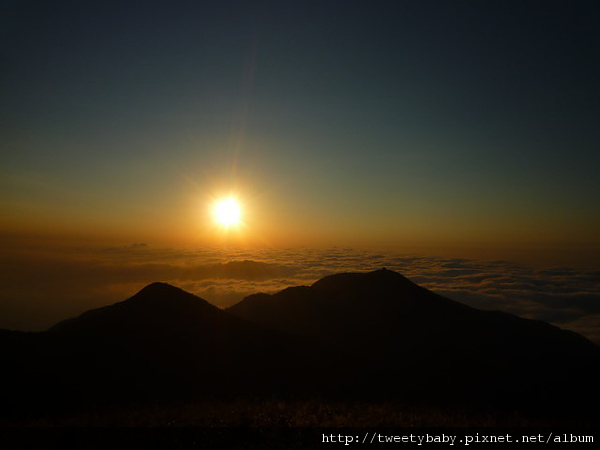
[228,269,600,408]
[2,270,599,420]
[229,269,596,356]
[48,282,298,374]
[2,283,306,416]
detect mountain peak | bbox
[134,282,191,299]
[141,281,177,290]
[228,268,461,347]
[310,268,419,296]
[49,282,219,334]
[118,281,223,316]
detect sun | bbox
[212,197,242,228]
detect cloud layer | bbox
[1,245,598,345]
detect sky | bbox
[1,2,599,334]
[3,0,599,253]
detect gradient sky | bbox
[2,0,600,261]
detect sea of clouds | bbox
[1,245,599,345]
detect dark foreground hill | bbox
[2,270,599,422]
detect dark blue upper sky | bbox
[2,0,599,250]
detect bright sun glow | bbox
[213,197,242,227]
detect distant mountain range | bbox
[2,269,599,419]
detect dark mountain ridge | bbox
[2,269,599,420]
[228,269,600,407]
[1,282,309,416]
[229,269,596,355]
[49,282,223,334]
